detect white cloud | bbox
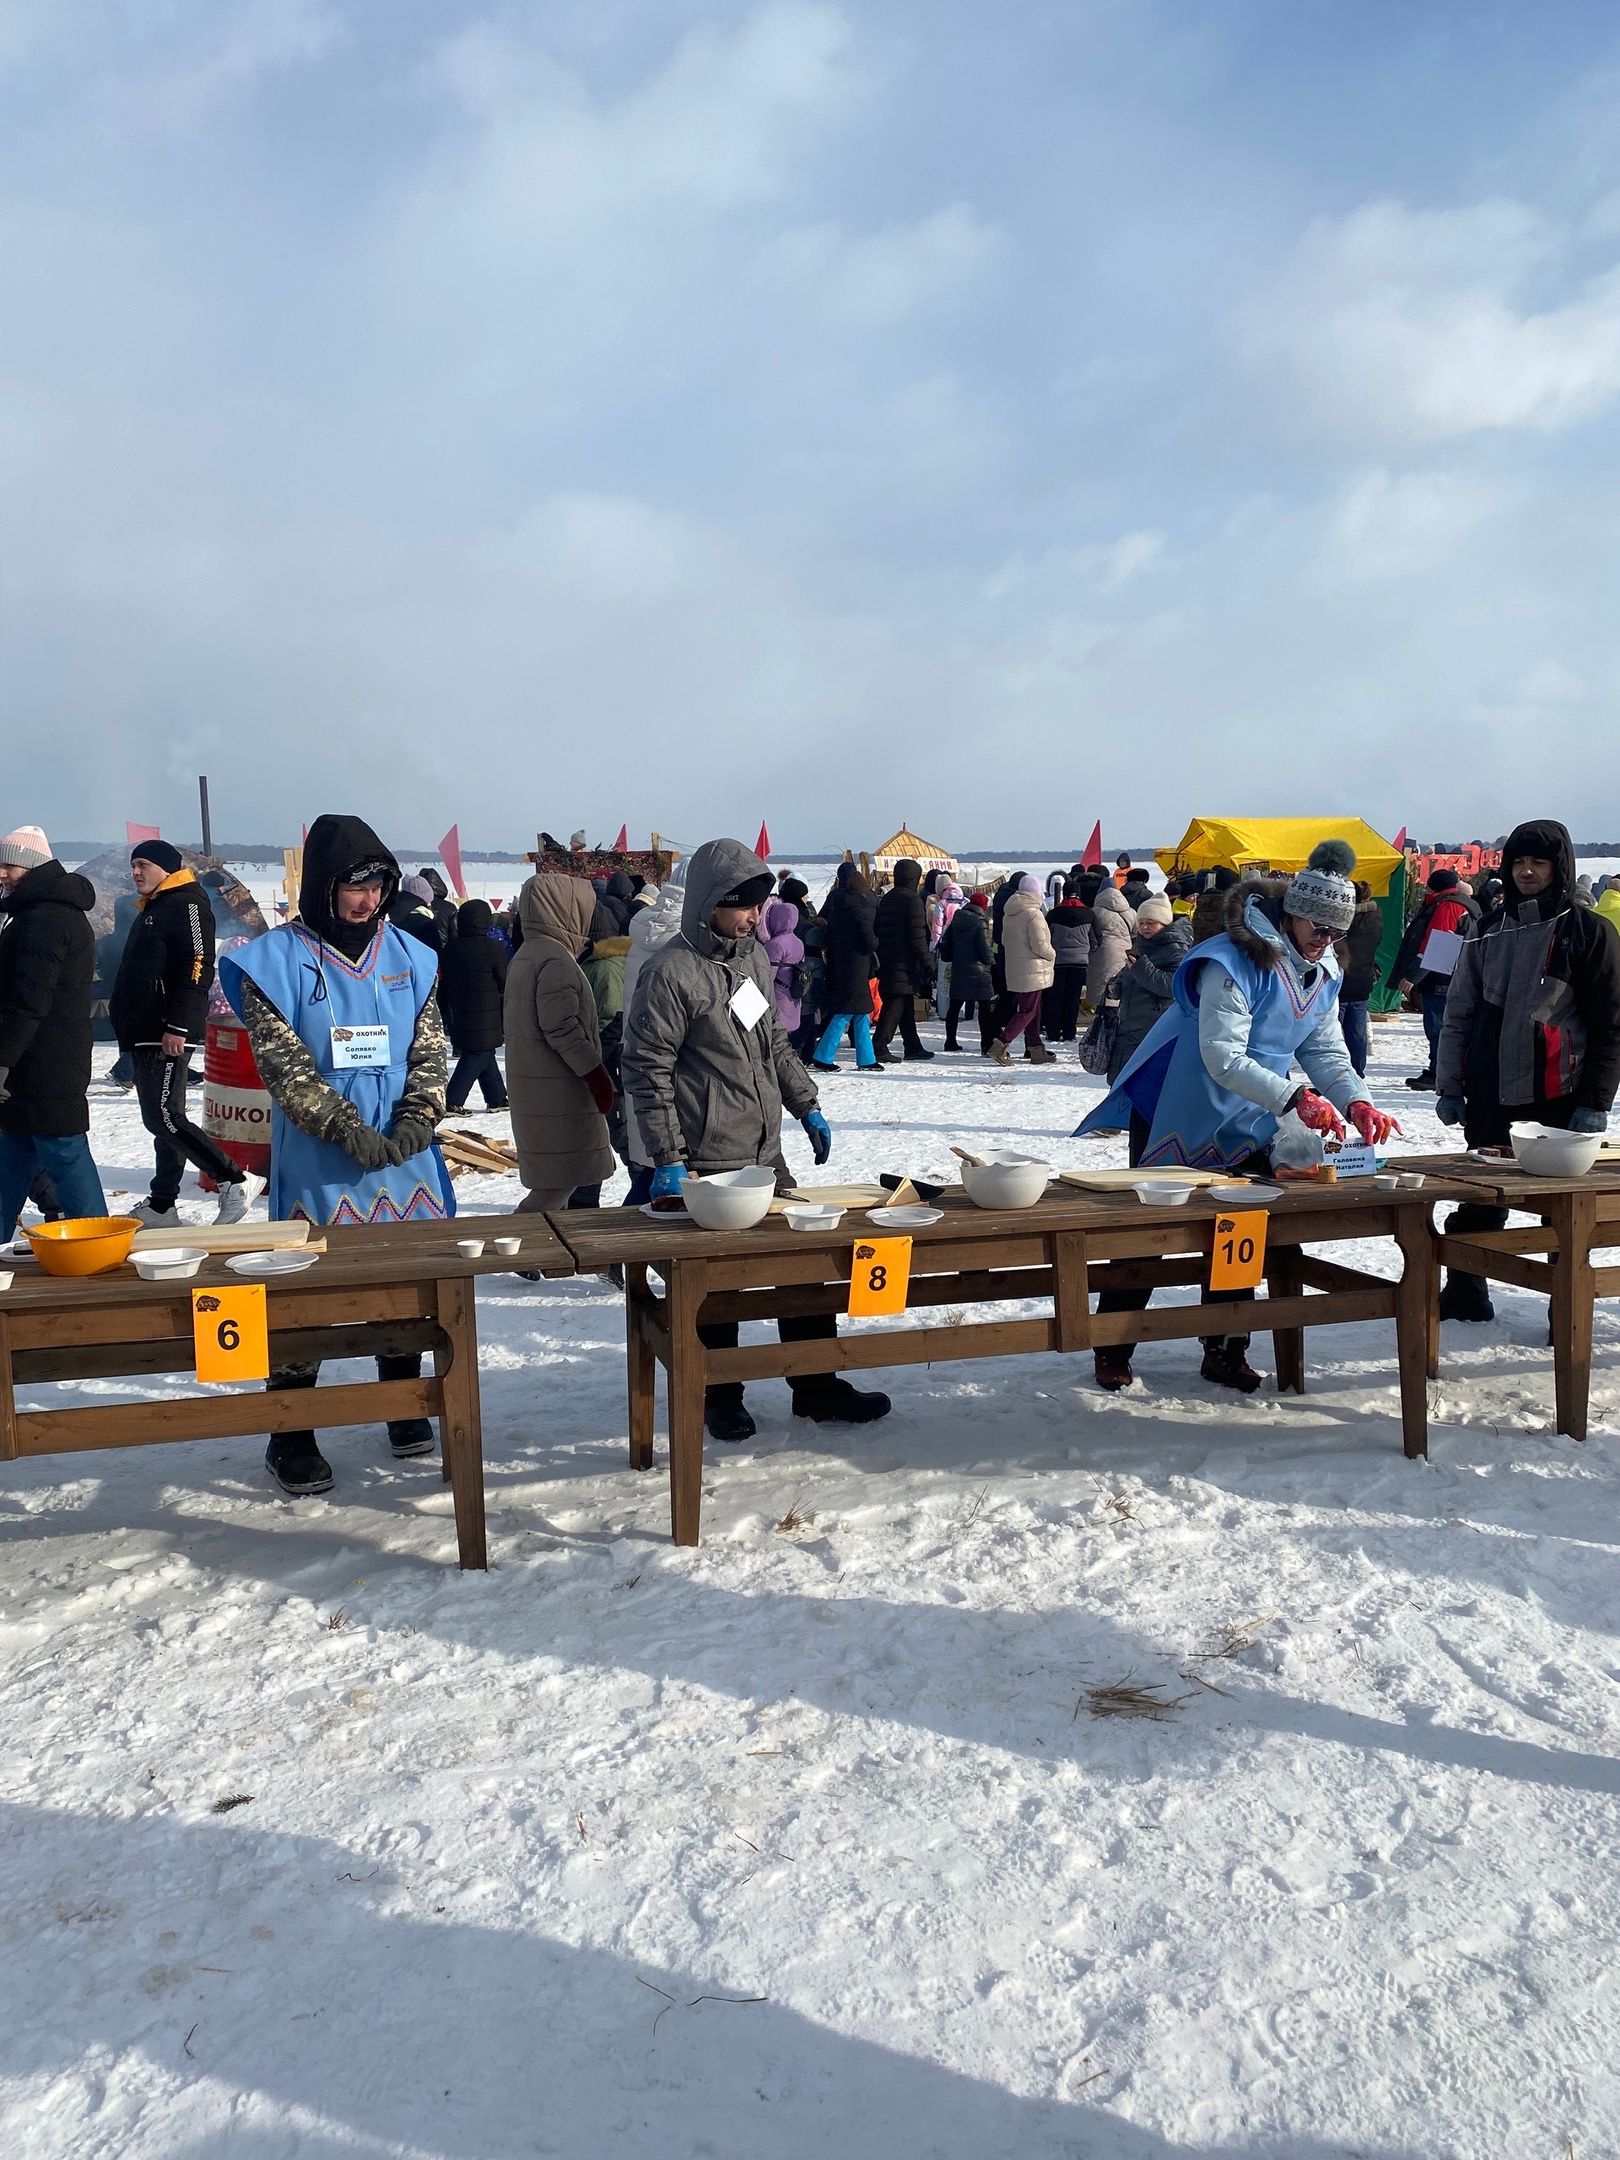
[1250,196,1620,442]
[1319,467,1500,583]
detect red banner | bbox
[438,824,467,899]
[755,820,771,860]
[125,822,161,846]
[1081,820,1102,868]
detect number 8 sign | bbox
[847,1236,912,1318]
[1208,1211,1268,1294]
[192,1284,271,1382]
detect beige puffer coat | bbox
[1085,882,1137,1005]
[503,875,615,1195]
[1000,889,1056,992]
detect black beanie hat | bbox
[717,872,776,909]
[131,839,183,875]
[1427,866,1459,892]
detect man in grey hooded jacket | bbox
[622,838,891,1443]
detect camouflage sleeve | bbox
[392,993,449,1129]
[239,980,372,1148]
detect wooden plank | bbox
[11,1317,446,1386]
[1295,1254,1390,1296]
[708,1315,1054,1383]
[1266,1247,1306,1395]
[1435,1240,1556,1295]
[1,1279,435,1349]
[666,1260,709,1547]
[435,1277,487,1571]
[1442,1225,1558,1254]
[0,1310,16,1464]
[1391,1207,1434,1460]
[13,1377,439,1455]
[1549,1192,1598,1443]
[626,1266,656,1472]
[1594,1265,1620,1298]
[1092,1288,1393,1347]
[697,1267,1055,1327]
[1051,1231,1092,1353]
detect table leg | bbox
[1548,1193,1598,1443]
[1391,1205,1433,1461]
[627,1264,656,1472]
[1266,1245,1305,1394]
[0,1311,16,1463]
[666,1259,708,1547]
[434,1277,488,1570]
[1050,1231,1092,1352]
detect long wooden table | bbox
[0,1218,575,1570]
[552,1179,1469,1545]
[1403,1150,1620,1441]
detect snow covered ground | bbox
[2,1016,1617,2159]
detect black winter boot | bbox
[1094,1347,1135,1392]
[791,1376,892,1424]
[1199,1340,1264,1394]
[705,1389,757,1444]
[266,1433,333,1495]
[1438,1272,1495,1323]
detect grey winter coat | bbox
[621,839,819,1174]
[1107,917,1193,1081]
[504,875,616,1194]
[1085,883,1137,1006]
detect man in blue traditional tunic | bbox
[1075,841,1400,1396]
[221,815,453,1495]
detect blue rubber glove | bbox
[1569,1108,1609,1134]
[1436,1096,1465,1127]
[802,1110,832,1166]
[650,1164,686,1200]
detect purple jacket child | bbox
[756,896,806,1031]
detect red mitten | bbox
[583,1064,615,1116]
[1295,1090,1347,1141]
[1348,1100,1402,1147]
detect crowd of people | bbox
[0,817,1615,1481]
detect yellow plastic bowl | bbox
[25,1215,142,1277]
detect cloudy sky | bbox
[4,1,1620,852]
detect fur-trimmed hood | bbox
[1223,880,1340,983]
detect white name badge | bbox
[728,978,771,1031]
[331,1024,391,1069]
[1329,1141,1379,1178]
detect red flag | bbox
[1392,826,1408,853]
[438,823,467,899]
[755,821,771,860]
[612,825,629,853]
[1081,821,1102,868]
[125,821,161,847]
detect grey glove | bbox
[1435,1097,1465,1127]
[336,1120,394,1171]
[388,1115,437,1160]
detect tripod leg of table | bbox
[1549,1193,1597,1443]
[435,1277,487,1569]
[1266,1246,1305,1394]
[667,1260,708,1547]
[1392,1207,1433,1460]
[627,1265,656,1472]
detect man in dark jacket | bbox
[1434,818,1620,1321]
[418,867,460,947]
[110,839,259,1227]
[0,825,108,1236]
[1392,867,1479,1089]
[1335,882,1385,1077]
[940,893,995,1052]
[872,859,934,1061]
[440,899,511,1109]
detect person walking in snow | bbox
[1432,819,1620,1322]
[1084,875,1137,1012]
[503,874,616,1212]
[622,838,890,1443]
[0,825,108,1238]
[439,899,511,1111]
[1044,878,1092,1042]
[988,876,1055,1065]
[812,867,882,1073]
[756,892,806,1034]
[1105,893,1191,1084]
[1391,867,1478,1091]
[939,892,995,1053]
[110,838,262,1227]
[1077,841,1401,1395]
[219,815,454,1496]
[872,859,935,1062]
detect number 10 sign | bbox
[1208,1211,1268,1293]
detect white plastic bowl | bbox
[1133,1181,1197,1206]
[131,1246,209,1280]
[680,1165,777,1231]
[1509,1123,1603,1177]
[782,1204,845,1232]
[961,1156,1053,1210]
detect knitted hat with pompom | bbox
[1282,839,1358,933]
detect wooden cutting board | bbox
[131,1221,318,1253]
[770,1183,890,1212]
[1058,1167,1234,1192]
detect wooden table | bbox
[0,1218,575,1570]
[552,1180,1466,1545]
[1402,1150,1620,1442]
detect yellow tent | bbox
[871,824,957,875]
[1155,817,1402,897]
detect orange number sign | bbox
[847,1236,912,1318]
[192,1284,270,1382]
[1208,1211,1268,1293]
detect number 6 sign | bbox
[1208,1211,1268,1293]
[192,1284,271,1382]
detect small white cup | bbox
[456,1237,486,1258]
[492,1236,522,1255]
[1397,1173,1426,1190]
[0,1270,13,1292]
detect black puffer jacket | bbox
[438,901,510,1052]
[0,860,98,1136]
[1108,918,1193,1080]
[1337,898,1385,1004]
[109,870,217,1048]
[822,884,878,1016]
[939,903,993,1003]
[874,860,933,996]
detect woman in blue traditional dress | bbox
[1075,841,1400,1397]
[220,815,453,1495]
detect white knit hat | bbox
[0,824,51,870]
[1283,840,1357,933]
